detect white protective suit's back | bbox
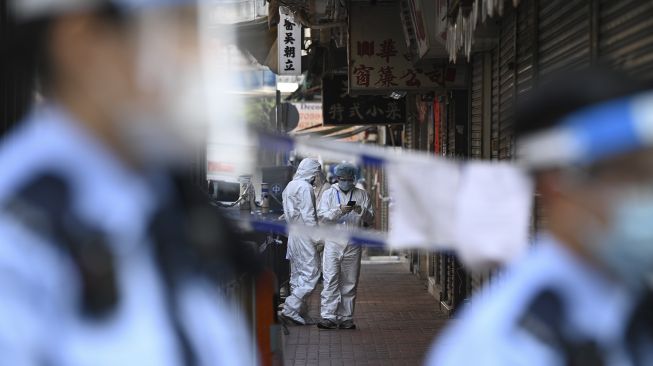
[282,159,321,226]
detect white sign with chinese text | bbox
[278,7,301,75]
[349,3,466,93]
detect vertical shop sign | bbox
[278,7,301,76]
[434,100,441,154]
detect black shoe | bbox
[339,320,356,329]
[317,319,338,330]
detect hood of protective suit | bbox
[293,158,321,182]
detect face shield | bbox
[518,91,653,290]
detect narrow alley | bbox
[283,260,449,366]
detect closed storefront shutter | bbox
[491,48,500,160]
[499,11,516,160]
[470,55,485,292]
[517,0,544,235]
[471,55,483,159]
[538,0,591,77]
[446,98,456,158]
[599,0,653,80]
[516,0,536,97]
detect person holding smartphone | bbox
[317,163,374,330]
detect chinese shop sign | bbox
[348,3,466,93]
[323,75,406,125]
[278,7,301,75]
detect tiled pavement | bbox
[282,261,450,366]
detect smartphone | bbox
[347,200,357,206]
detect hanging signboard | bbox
[278,7,301,76]
[348,3,466,94]
[292,102,323,131]
[323,75,406,126]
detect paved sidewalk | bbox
[282,261,449,366]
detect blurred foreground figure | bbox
[279,158,321,325]
[317,163,374,330]
[0,1,257,365]
[428,68,653,365]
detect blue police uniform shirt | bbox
[0,105,255,366]
[426,234,652,366]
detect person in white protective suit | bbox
[317,163,374,330]
[314,170,331,204]
[279,158,322,325]
[313,170,331,276]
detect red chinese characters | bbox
[375,66,397,87]
[353,64,374,87]
[376,39,398,63]
[400,69,421,87]
[357,41,375,57]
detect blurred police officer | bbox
[0,1,258,365]
[428,68,653,366]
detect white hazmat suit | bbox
[280,158,322,324]
[318,180,374,324]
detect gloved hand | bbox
[340,205,354,214]
[353,205,362,214]
[315,240,325,253]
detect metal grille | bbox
[499,11,516,160]
[490,47,500,160]
[470,55,483,160]
[599,0,653,80]
[537,0,591,77]
[516,0,536,96]
[446,96,456,158]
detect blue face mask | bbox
[338,180,354,192]
[589,193,653,291]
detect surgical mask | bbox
[339,180,354,192]
[586,191,653,291]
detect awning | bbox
[291,125,372,142]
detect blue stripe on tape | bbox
[114,0,199,10]
[564,98,641,164]
[349,235,386,248]
[250,220,288,235]
[258,133,295,152]
[361,154,384,166]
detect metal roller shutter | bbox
[516,0,536,97]
[499,11,516,160]
[599,0,653,80]
[470,55,485,292]
[517,0,544,235]
[446,97,456,158]
[538,0,591,77]
[470,55,483,159]
[491,48,500,161]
